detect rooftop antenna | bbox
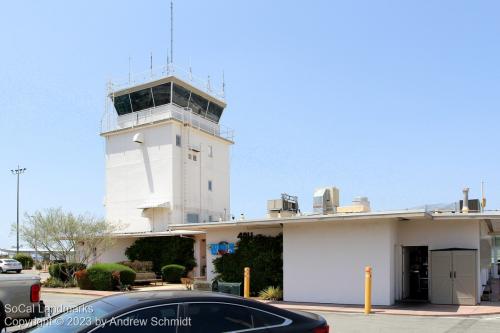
[481,181,486,211]
[189,58,193,81]
[166,51,170,75]
[222,71,226,97]
[170,0,174,65]
[128,56,131,83]
[150,52,153,77]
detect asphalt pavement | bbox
[6,292,500,332]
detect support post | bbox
[364,266,372,314]
[244,267,250,298]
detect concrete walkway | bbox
[264,300,500,317]
[42,285,500,317]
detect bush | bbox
[161,264,186,283]
[87,263,136,291]
[49,263,86,282]
[74,269,93,290]
[43,277,77,288]
[125,237,196,274]
[213,233,283,296]
[13,254,33,270]
[259,286,283,301]
[35,263,43,270]
[119,261,153,272]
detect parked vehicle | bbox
[19,291,329,332]
[0,259,23,274]
[0,274,45,331]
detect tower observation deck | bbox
[101,64,234,141]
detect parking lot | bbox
[5,292,500,333]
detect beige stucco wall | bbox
[282,218,483,306]
[104,121,231,233]
[283,220,396,305]
[98,237,136,264]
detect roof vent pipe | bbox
[462,187,470,213]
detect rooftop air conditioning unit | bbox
[313,187,340,215]
[267,193,299,218]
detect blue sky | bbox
[1,0,499,248]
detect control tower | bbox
[101,65,234,233]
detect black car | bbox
[17,291,329,333]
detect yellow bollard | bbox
[364,266,372,314]
[244,267,250,298]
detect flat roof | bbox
[112,75,226,108]
[170,210,500,231]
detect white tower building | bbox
[101,69,233,238]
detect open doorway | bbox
[402,246,429,301]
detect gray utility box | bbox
[217,282,242,296]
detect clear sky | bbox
[1,0,499,248]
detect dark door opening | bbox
[402,246,429,301]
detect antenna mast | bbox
[170,0,174,64]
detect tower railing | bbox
[110,63,225,101]
[100,103,234,141]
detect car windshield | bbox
[26,299,121,333]
[4,259,17,263]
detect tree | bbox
[213,233,283,295]
[16,208,121,264]
[125,236,196,274]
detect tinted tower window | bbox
[113,94,132,115]
[152,82,171,106]
[130,88,154,112]
[172,83,190,107]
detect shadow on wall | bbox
[141,144,155,193]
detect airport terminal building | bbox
[99,66,500,306]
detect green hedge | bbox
[161,264,186,283]
[213,233,283,296]
[13,254,33,270]
[125,236,196,273]
[87,263,136,291]
[49,263,86,282]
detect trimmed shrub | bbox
[161,264,186,283]
[213,233,283,296]
[74,269,93,290]
[87,263,136,291]
[119,261,153,272]
[13,254,33,270]
[49,263,86,282]
[125,237,196,274]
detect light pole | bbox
[11,166,26,254]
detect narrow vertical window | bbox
[208,180,213,191]
[208,145,213,157]
[176,135,181,147]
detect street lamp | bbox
[11,166,27,254]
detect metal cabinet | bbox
[430,249,477,305]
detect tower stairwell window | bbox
[208,180,213,192]
[187,213,199,223]
[176,135,181,147]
